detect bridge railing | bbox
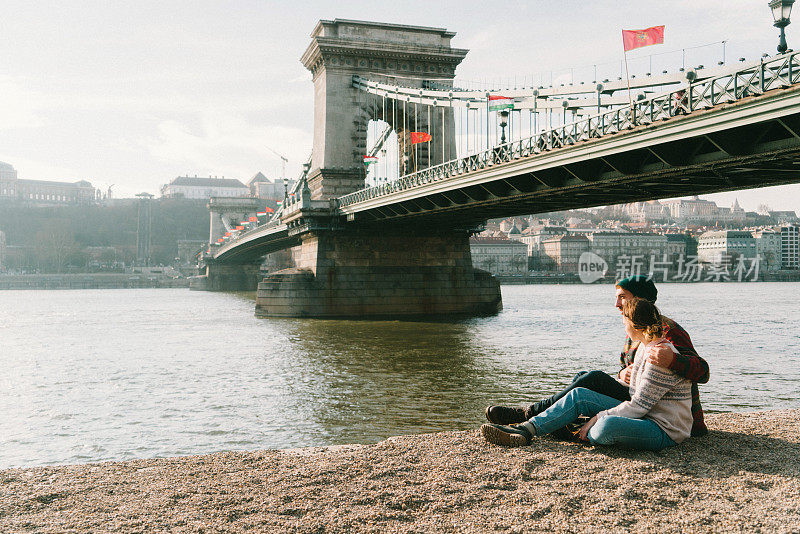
[338,51,800,209]
[208,154,312,254]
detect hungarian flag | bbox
[276,200,282,205]
[363,155,378,167]
[257,211,267,217]
[489,95,514,111]
[409,131,432,144]
[622,26,665,52]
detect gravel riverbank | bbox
[1,410,798,533]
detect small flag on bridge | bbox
[257,211,267,217]
[249,216,258,222]
[265,207,274,213]
[236,225,244,231]
[489,95,514,111]
[363,155,378,167]
[409,131,432,144]
[622,26,664,52]
[224,232,231,237]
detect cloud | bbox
[0,77,48,130]
[142,112,311,180]
[0,153,79,182]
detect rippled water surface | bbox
[1,283,798,468]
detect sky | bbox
[1,0,800,212]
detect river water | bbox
[1,283,798,468]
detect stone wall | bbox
[256,230,501,317]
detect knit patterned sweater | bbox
[620,318,709,437]
[601,338,693,443]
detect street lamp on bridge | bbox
[499,109,509,144]
[770,0,794,53]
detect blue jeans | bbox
[525,370,630,418]
[527,387,677,451]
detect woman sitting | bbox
[481,297,693,451]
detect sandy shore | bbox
[1,410,799,533]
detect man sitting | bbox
[486,275,710,437]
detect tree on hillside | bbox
[33,225,79,273]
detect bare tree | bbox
[34,224,78,273]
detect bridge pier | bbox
[190,263,262,292]
[255,229,501,318]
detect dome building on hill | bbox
[0,161,18,181]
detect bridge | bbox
[198,19,800,318]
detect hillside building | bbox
[161,176,249,200]
[0,161,97,205]
[248,172,296,200]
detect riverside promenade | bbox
[1,410,798,533]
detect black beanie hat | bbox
[616,275,658,303]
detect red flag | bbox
[622,26,664,52]
[409,131,432,144]
[264,207,274,213]
[249,216,257,222]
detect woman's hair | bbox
[622,297,664,341]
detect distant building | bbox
[770,210,799,224]
[659,196,745,225]
[587,232,669,268]
[0,161,17,181]
[541,235,590,272]
[619,200,670,223]
[469,236,528,275]
[665,233,690,260]
[754,229,782,271]
[160,176,249,200]
[505,220,522,239]
[565,216,595,228]
[0,230,5,272]
[499,217,527,234]
[518,225,566,268]
[661,196,717,222]
[248,172,296,200]
[0,161,96,205]
[697,230,756,264]
[780,224,800,269]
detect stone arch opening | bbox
[357,94,457,181]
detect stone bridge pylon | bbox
[251,19,501,317]
[300,19,467,199]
